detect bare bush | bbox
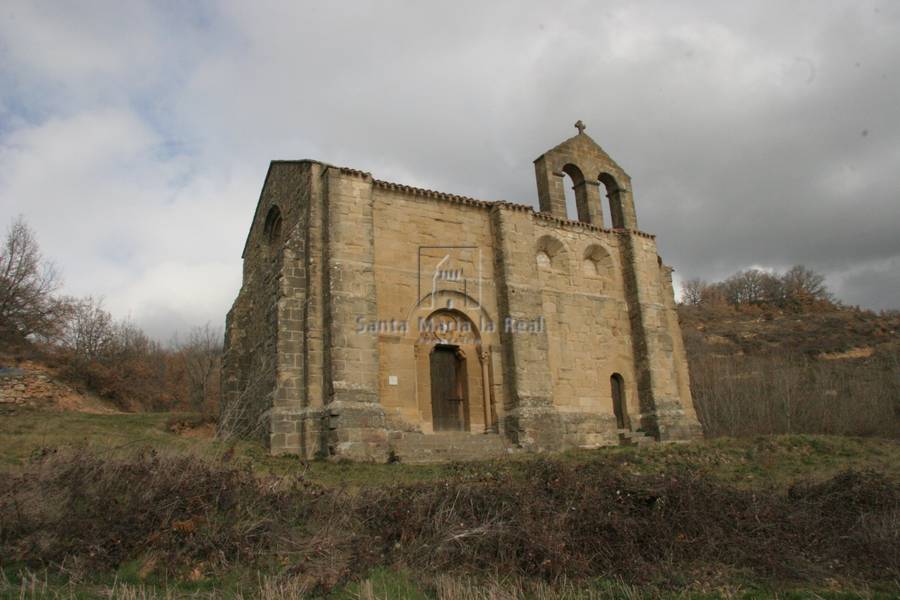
[60,296,115,362]
[781,264,832,305]
[689,350,899,438]
[54,299,176,411]
[1,450,897,588]
[175,323,223,415]
[720,268,782,306]
[50,300,228,413]
[680,278,707,306]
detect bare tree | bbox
[721,269,782,306]
[684,265,835,311]
[680,278,708,305]
[0,216,69,339]
[61,296,114,361]
[781,265,832,306]
[179,323,223,414]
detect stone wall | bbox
[490,204,562,450]
[620,232,701,440]
[221,161,315,448]
[531,218,635,448]
[0,369,59,408]
[0,364,114,412]
[371,184,502,433]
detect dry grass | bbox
[679,304,900,439]
[1,448,898,597]
[689,350,899,438]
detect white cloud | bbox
[0,107,253,337]
[0,0,898,342]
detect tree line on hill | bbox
[681,265,834,311]
[0,216,221,414]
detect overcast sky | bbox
[1,1,898,340]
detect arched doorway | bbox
[610,373,629,430]
[430,345,469,431]
[415,308,493,433]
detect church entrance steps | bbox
[389,431,514,464]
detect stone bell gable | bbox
[534,122,637,229]
[221,123,702,462]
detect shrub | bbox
[2,451,897,587]
[688,349,899,438]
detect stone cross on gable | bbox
[575,120,586,134]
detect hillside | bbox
[678,303,899,439]
[679,303,900,358]
[0,336,121,417]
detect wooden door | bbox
[431,346,465,431]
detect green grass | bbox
[2,407,898,598]
[2,565,897,599]
[1,407,898,490]
[0,409,207,467]
[558,434,900,489]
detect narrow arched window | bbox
[536,251,552,270]
[610,373,629,430]
[263,206,283,248]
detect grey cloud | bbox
[1,0,897,341]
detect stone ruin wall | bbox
[222,162,317,447]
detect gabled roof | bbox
[240,160,326,259]
[533,128,628,179]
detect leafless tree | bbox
[680,278,708,305]
[109,318,156,359]
[684,265,835,311]
[61,296,115,361]
[721,269,782,306]
[0,216,70,339]
[781,264,832,305]
[178,323,223,414]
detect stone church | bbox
[221,123,702,462]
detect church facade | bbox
[221,124,702,461]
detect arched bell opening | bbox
[598,173,627,229]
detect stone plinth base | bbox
[324,400,390,462]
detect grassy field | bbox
[4,566,898,600]
[1,407,898,599]
[2,406,899,488]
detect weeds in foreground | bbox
[1,567,896,599]
[1,449,898,595]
